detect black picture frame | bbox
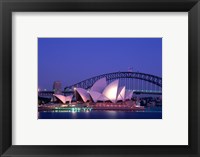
[0,0,200,156]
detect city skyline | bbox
[38,38,162,90]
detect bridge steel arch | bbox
[64,72,162,91]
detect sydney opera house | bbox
[53,78,133,104]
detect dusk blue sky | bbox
[38,38,162,90]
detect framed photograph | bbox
[0,0,200,156]
[38,37,162,119]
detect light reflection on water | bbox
[38,107,162,119]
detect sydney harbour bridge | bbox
[65,71,162,94]
[39,71,162,97]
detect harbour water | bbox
[38,106,162,119]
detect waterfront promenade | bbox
[38,100,145,112]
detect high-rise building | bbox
[53,81,62,94]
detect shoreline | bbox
[38,106,146,112]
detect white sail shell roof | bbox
[125,90,133,100]
[53,94,66,103]
[89,91,102,103]
[66,95,73,103]
[90,77,107,93]
[73,78,134,103]
[98,94,109,102]
[53,94,73,103]
[102,80,119,103]
[117,86,126,101]
[76,88,90,103]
